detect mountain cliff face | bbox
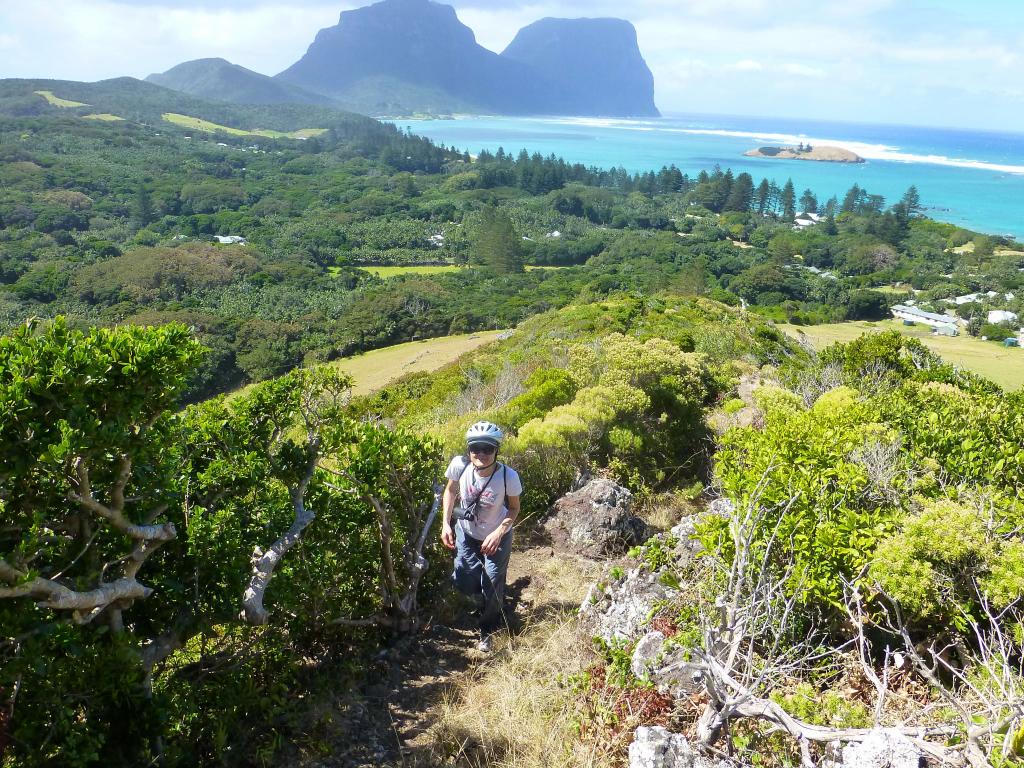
[276,0,658,117]
[501,18,659,118]
[276,0,546,115]
[146,58,337,107]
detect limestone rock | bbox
[628,726,733,768]
[545,478,649,558]
[840,729,923,768]
[631,630,704,697]
[580,566,677,642]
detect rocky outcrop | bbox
[580,564,677,642]
[839,729,924,768]
[631,630,703,697]
[743,145,864,163]
[629,726,734,768]
[545,478,649,558]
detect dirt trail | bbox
[298,542,589,768]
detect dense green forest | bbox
[1,81,1023,767]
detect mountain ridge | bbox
[145,58,342,108]
[148,0,659,118]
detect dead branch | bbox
[241,453,318,625]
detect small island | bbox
[744,143,864,163]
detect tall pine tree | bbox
[473,206,524,273]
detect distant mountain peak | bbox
[153,0,659,118]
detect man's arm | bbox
[440,478,459,550]
[497,495,520,534]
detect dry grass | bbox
[228,331,504,400]
[81,113,124,121]
[428,554,610,768]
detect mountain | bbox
[146,58,339,107]
[276,0,549,116]
[276,0,658,117]
[501,18,659,118]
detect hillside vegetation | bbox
[0,84,1022,767]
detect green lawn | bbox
[161,113,327,139]
[82,113,124,121]
[230,330,506,400]
[780,320,1024,391]
[34,90,88,108]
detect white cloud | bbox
[781,63,826,78]
[732,59,764,71]
[0,1,344,80]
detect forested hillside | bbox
[1,83,1020,403]
[1,86,1023,767]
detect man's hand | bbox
[441,521,455,550]
[481,525,509,556]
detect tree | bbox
[724,173,754,212]
[754,178,771,216]
[899,185,922,218]
[799,188,818,214]
[781,179,796,220]
[841,184,862,214]
[473,205,524,272]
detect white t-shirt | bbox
[445,455,523,540]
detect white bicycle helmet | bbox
[465,421,504,447]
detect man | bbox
[440,421,522,652]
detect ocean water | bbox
[390,113,1024,240]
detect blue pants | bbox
[453,525,513,634]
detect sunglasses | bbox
[468,444,496,455]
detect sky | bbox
[0,0,1022,131]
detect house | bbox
[215,235,247,245]
[428,233,445,247]
[891,304,960,335]
[987,310,1019,324]
[949,291,999,305]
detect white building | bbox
[987,310,1019,324]
[215,235,247,245]
[891,304,960,335]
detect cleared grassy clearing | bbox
[780,319,1024,390]
[161,113,327,139]
[335,264,567,279]
[334,331,505,395]
[230,330,505,400]
[34,90,88,108]
[871,284,913,295]
[81,113,124,121]
[355,264,460,278]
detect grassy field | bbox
[34,90,88,108]
[161,113,328,139]
[352,265,462,278]
[780,320,1024,390]
[230,330,505,400]
[82,113,124,121]
[871,284,913,295]
[335,264,567,279]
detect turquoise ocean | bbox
[391,113,1024,240]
